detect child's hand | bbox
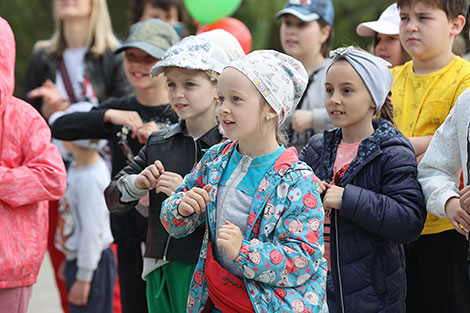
[68,279,91,306]
[291,109,313,133]
[318,180,328,194]
[323,184,344,211]
[29,80,69,119]
[178,184,212,217]
[58,261,65,281]
[136,121,160,144]
[459,185,470,213]
[217,221,243,260]
[104,109,144,135]
[445,197,470,236]
[155,172,183,196]
[135,160,165,190]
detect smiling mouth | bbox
[330,111,344,116]
[132,72,148,78]
[222,120,235,126]
[174,103,188,110]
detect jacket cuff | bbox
[339,184,360,220]
[233,239,251,269]
[76,267,94,282]
[118,174,148,202]
[428,189,459,219]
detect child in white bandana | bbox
[161,50,327,313]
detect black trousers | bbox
[405,230,470,313]
[117,241,148,313]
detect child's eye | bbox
[185,82,196,87]
[400,16,409,21]
[167,82,175,88]
[325,87,333,94]
[284,20,292,27]
[343,88,352,94]
[232,96,242,102]
[218,96,225,104]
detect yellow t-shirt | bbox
[391,56,470,235]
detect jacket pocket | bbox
[372,249,387,302]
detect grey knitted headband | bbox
[327,46,393,114]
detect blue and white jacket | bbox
[161,140,328,313]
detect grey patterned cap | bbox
[150,36,230,77]
[115,18,180,59]
[226,50,308,125]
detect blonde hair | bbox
[259,99,289,147]
[203,70,220,84]
[34,0,119,57]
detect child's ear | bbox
[266,112,278,121]
[320,24,331,45]
[450,15,466,37]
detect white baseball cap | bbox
[356,3,400,36]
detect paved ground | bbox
[28,253,63,313]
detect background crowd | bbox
[2,0,470,313]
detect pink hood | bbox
[0,17,15,114]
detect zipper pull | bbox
[241,156,250,172]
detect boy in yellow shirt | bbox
[392,0,470,312]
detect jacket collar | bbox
[164,121,222,146]
[322,118,396,185]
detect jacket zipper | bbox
[162,236,171,261]
[217,156,250,227]
[193,138,198,166]
[163,138,199,261]
[335,209,345,312]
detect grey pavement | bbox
[28,253,63,313]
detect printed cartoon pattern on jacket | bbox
[161,140,327,313]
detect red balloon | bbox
[197,17,252,54]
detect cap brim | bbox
[275,8,320,22]
[356,21,399,36]
[114,41,166,60]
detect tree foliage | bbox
[1,0,395,98]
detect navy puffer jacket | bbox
[300,118,426,313]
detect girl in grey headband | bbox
[299,46,425,313]
[327,46,394,115]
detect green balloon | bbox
[184,0,243,25]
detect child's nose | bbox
[173,86,184,98]
[405,18,418,32]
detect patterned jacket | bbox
[161,140,328,313]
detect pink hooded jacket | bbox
[0,17,66,288]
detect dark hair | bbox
[318,18,333,58]
[396,0,468,20]
[133,0,184,23]
[373,34,411,65]
[377,92,396,126]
